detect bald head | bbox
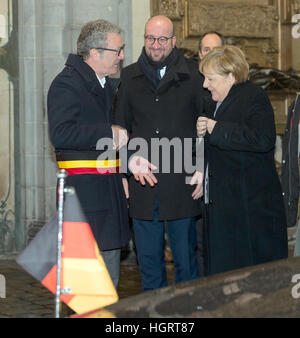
[145,15,174,37]
[144,15,176,62]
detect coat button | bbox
[208,172,213,177]
[155,97,159,102]
[209,200,213,204]
[155,128,160,135]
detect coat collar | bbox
[214,81,249,117]
[128,50,191,85]
[65,54,120,95]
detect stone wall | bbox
[17,0,133,250]
[0,0,150,255]
[0,0,17,254]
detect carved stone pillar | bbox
[150,0,293,70]
[150,0,296,139]
[0,0,18,254]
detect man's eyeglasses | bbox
[94,45,125,56]
[144,35,173,46]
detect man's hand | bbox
[111,125,128,150]
[129,156,158,187]
[190,171,203,200]
[122,177,129,199]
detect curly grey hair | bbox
[77,19,122,60]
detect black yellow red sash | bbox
[56,152,120,175]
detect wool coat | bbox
[47,54,130,251]
[204,81,288,275]
[281,97,300,227]
[115,52,206,220]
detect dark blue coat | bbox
[115,52,206,220]
[204,81,288,275]
[47,54,130,251]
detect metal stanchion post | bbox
[55,169,67,318]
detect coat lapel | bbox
[89,81,109,121]
[65,54,114,123]
[86,77,120,124]
[213,82,244,119]
[158,54,190,92]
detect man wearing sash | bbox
[47,19,130,288]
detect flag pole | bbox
[55,169,67,318]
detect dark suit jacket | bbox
[47,54,130,250]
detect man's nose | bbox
[119,49,125,60]
[152,39,161,48]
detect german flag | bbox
[16,189,118,315]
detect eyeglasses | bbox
[94,45,125,56]
[144,35,173,46]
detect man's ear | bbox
[171,35,177,48]
[89,48,97,59]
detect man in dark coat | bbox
[47,19,130,288]
[115,15,205,291]
[198,31,225,61]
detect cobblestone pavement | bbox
[0,253,144,318]
[0,253,175,318]
[0,228,296,318]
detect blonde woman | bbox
[197,45,288,275]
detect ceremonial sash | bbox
[56,152,120,175]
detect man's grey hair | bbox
[77,19,122,60]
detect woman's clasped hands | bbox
[196,116,217,137]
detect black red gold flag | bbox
[16,190,118,315]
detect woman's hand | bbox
[197,116,208,137]
[197,116,217,136]
[207,118,217,134]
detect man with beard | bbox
[115,15,205,291]
[47,19,130,289]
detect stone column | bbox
[18,0,47,248]
[0,0,17,254]
[132,0,150,62]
